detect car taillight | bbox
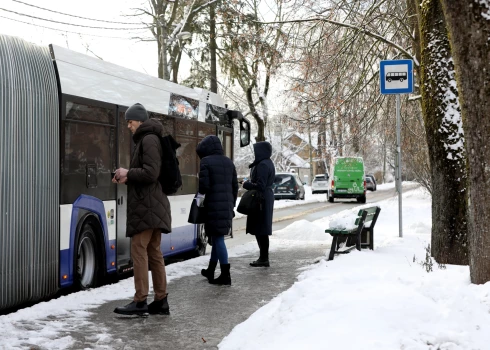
[294,185,298,191]
[364,180,366,189]
[331,180,335,187]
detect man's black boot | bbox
[250,258,270,267]
[201,260,218,282]
[148,294,170,315]
[209,263,231,285]
[114,300,148,316]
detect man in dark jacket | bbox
[243,141,275,267]
[112,103,171,316]
[197,135,238,285]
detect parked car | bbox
[365,176,375,191]
[365,174,377,191]
[311,174,329,194]
[273,172,305,200]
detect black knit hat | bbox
[125,103,148,122]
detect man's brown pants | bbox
[131,228,167,302]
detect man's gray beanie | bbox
[125,103,148,122]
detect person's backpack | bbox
[141,133,182,195]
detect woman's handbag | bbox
[237,189,263,215]
[188,194,206,224]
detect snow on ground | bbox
[220,187,490,350]
[5,182,483,350]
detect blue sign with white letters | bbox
[380,59,414,94]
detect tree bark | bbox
[246,85,265,142]
[209,2,218,93]
[440,0,490,283]
[415,0,468,264]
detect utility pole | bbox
[307,113,313,186]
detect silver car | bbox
[365,174,377,191]
[311,174,329,194]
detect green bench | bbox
[325,206,381,261]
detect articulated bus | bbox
[0,34,251,312]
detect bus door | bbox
[217,126,234,160]
[116,107,132,271]
[217,125,234,237]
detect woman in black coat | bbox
[196,135,238,285]
[243,141,275,267]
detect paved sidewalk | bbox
[67,244,328,350]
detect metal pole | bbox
[396,94,403,237]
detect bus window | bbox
[62,102,116,204]
[150,112,175,137]
[118,110,132,169]
[175,119,198,195]
[175,117,197,136]
[198,122,216,140]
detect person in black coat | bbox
[196,135,238,285]
[243,141,275,267]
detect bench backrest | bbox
[354,206,381,226]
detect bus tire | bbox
[193,224,208,257]
[328,191,334,203]
[75,222,101,290]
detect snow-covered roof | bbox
[284,132,319,150]
[282,148,310,168]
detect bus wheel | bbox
[76,224,99,289]
[193,224,208,257]
[328,191,334,203]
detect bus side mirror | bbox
[226,109,251,147]
[239,119,251,147]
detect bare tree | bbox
[130,0,218,82]
[257,0,468,265]
[217,0,297,142]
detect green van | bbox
[327,157,366,203]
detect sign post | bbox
[380,59,414,238]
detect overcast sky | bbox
[0,0,172,77]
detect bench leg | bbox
[356,232,361,251]
[369,230,374,250]
[329,236,338,261]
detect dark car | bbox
[273,172,305,200]
[365,174,377,191]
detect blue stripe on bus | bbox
[60,248,71,288]
[60,195,116,288]
[163,224,198,257]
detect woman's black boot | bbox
[209,263,231,285]
[201,260,218,281]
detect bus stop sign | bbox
[380,59,414,95]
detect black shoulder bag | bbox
[237,189,263,215]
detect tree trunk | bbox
[246,86,265,142]
[440,0,490,283]
[416,0,468,264]
[209,2,218,93]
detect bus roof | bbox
[50,44,225,115]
